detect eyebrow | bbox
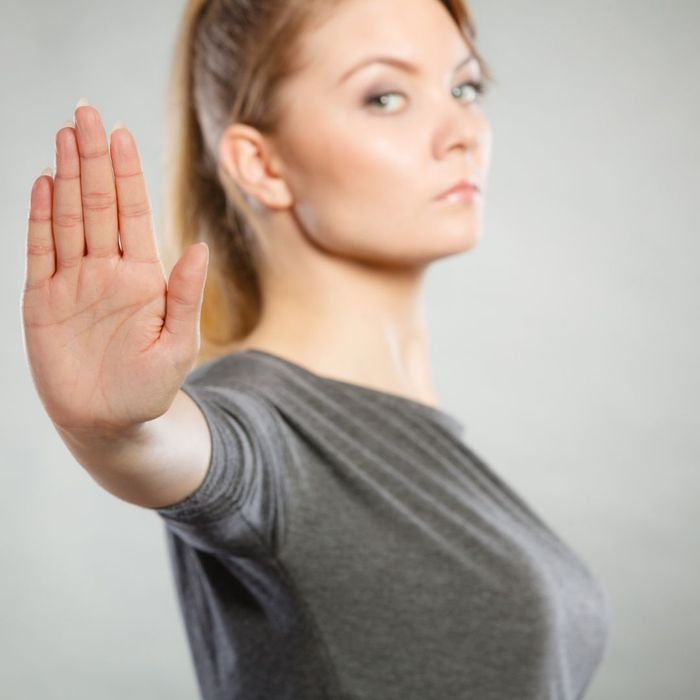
[336,53,478,85]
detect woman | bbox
[22,0,612,697]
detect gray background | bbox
[2,1,698,698]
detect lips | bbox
[436,179,480,201]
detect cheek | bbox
[307,164,415,255]
[299,126,425,225]
[282,113,470,261]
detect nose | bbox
[434,93,488,162]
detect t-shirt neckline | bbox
[242,349,465,436]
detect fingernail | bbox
[75,97,90,109]
[110,120,126,133]
[62,119,74,128]
[41,166,54,177]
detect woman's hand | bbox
[21,102,209,438]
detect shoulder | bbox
[183,352,284,447]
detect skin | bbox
[219,0,492,408]
[20,0,490,506]
[22,0,492,450]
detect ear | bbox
[218,123,293,209]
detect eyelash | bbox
[364,80,487,111]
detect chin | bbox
[432,223,482,255]
[394,233,480,268]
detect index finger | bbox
[110,125,159,264]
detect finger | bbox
[110,125,159,263]
[25,171,56,289]
[74,104,120,258]
[53,125,87,269]
[163,243,209,346]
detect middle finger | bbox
[74,103,120,258]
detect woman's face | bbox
[266,0,492,268]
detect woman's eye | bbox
[364,91,406,112]
[453,80,486,103]
[364,80,487,112]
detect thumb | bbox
[162,242,209,349]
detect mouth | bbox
[435,178,481,203]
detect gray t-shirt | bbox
[154,349,612,699]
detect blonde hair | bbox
[160,0,494,367]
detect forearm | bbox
[55,389,211,509]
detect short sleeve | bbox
[153,381,287,557]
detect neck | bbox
[235,245,440,407]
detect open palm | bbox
[21,102,209,437]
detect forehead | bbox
[296,0,473,80]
